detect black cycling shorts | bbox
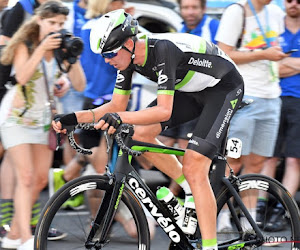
[148,69,244,159]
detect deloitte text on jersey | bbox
[188,57,212,68]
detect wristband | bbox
[56,112,78,126]
[89,109,95,123]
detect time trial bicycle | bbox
[34,121,300,250]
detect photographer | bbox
[0,1,85,249]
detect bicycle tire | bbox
[216,174,300,250]
[34,174,150,250]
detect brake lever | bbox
[56,133,61,151]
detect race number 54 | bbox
[226,138,242,159]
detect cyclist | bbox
[53,9,244,250]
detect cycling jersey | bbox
[114,33,240,96]
[114,33,244,159]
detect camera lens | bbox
[66,38,84,57]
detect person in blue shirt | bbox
[72,0,88,37]
[256,0,300,232]
[178,0,219,43]
[158,0,220,197]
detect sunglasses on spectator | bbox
[44,4,70,15]
[101,47,122,59]
[286,0,300,4]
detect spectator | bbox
[0,1,86,249]
[158,0,219,198]
[178,0,219,41]
[72,0,88,37]
[0,0,9,155]
[0,0,54,241]
[0,0,9,240]
[257,0,300,231]
[59,0,88,167]
[215,0,288,231]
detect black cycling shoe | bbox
[264,207,287,232]
[256,200,267,228]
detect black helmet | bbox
[90,9,138,54]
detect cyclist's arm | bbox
[76,91,130,123]
[118,93,174,125]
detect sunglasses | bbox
[101,47,122,59]
[44,4,70,15]
[287,0,300,4]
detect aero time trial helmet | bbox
[90,9,138,55]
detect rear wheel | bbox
[216,174,300,249]
[34,175,150,250]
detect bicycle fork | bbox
[85,173,126,249]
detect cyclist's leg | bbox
[182,150,216,241]
[133,123,184,181]
[133,91,204,182]
[182,72,243,248]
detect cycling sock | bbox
[175,175,191,194]
[31,201,41,226]
[0,199,13,227]
[202,238,217,250]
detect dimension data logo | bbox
[188,57,212,68]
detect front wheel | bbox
[34,175,150,250]
[216,174,300,249]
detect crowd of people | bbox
[0,0,298,249]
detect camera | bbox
[53,29,84,72]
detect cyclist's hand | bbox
[52,113,78,134]
[96,113,122,134]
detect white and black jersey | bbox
[114,33,240,95]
